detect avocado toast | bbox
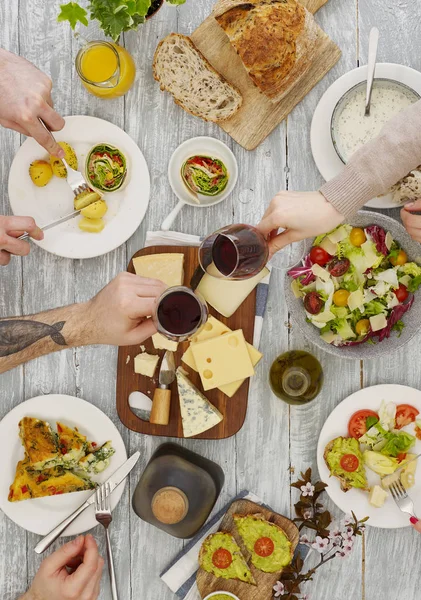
[199,532,256,585]
[324,436,368,492]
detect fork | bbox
[95,482,118,600]
[18,118,93,241]
[388,478,419,519]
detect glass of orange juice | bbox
[75,40,136,98]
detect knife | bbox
[34,451,140,554]
[18,210,81,241]
[150,351,176,425]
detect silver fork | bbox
[388,478,418,519]
[18,118,94,241]
[95,482,118,600]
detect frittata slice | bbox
[199,532,256,585]
[78,441,115,474]
[56,422,88,467]
[19,417,61,470]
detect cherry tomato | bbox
[254,537,275,557]
[304,291,323,315]
[390,250,408,266]
[355,319,371,336]
[415,425,421,441]
[328,257,351,277]
[212,548,233,569]
[395,404,420,430]
[350,227,367,247]
[310,246,331,266]
[333,289,350,307]
[340,454,359,472]
[348,409,379,439]
[397,453,407,463]
[394,284,409,303]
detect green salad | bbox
[288,224,421,346]
[86,143,127,192]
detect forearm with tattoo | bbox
[0,303,91,374]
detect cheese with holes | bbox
[134,352,159,377]
[152,332,178,352]
[196,265,269,318]
[182,316,262,397]
[176,368,223,437]
[190,329,254,391]
[132,253,184,287]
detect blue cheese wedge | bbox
[176,368,223,437]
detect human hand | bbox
[22,534,104,600]
[86,272,167,346]
[0,215,43,265]
[410,516,421,533]
[256,191,344,257]
[401,200,421,242]
[0,49,65,156]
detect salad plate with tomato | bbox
[317,384,421,528]
[285,211,421,359]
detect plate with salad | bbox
[317,384,421,528]
[285,211,421,359]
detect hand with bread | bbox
[0,215,44,266]
[256,191,344,257]
[0,48,65,157]
[19,535,104,600]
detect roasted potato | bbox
[80,200,108,219]
[29,160,53,187]
[50,142,78,178]
[78,217,105,233]
[74,189,101,211]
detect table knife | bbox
[150,351,176,425]
[18,210,81,241]
[34,451,140,554]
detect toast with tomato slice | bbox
[199,531,256,585]
[324,437,368,492]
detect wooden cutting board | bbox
[190,0,341,150]
[197,499,300,599]
[116,246,257,439]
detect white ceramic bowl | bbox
[203,592,241,600]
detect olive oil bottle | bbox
[269,350,323,405]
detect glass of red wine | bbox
[153,286,208,342]
[198,224,269,280]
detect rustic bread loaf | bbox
[215,0,325,103]
[153,33,243,122]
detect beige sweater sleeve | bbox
[320,99,421,218]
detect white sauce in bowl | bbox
[332,79,419,163]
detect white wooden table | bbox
[1,1,421,599]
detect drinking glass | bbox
[153,286,208,342]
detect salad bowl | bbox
[285,211,421,359]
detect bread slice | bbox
[153,33,242,122]
[324,438,368,493]
[199,531,256,585]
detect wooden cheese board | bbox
[116,245,258,439]
[190,0,341,150]
[197,499,300,599]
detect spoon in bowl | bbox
[365,27,380,116]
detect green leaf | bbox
[408,274,421,292]
[391,320,405,337]
[166,0,186,3]
[365,415,379,429]
[58,2,88,29]
[87,0,150,41]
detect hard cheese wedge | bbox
[134,352,159,377]
[152,332,178,352]
[176,368,223,437]
[190,329,254,391]
[182,316,262,397]
[196,264,269,317]
[132,253,184,287]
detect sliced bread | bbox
[153,33,242,122]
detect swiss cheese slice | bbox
[176,368,223,437]
[190,329,254,391]
[132,253,184,287]
[196,265,269,318]
[182,316,262,397]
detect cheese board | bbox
[190,0,341,150]
[116,246,263,439]
[196,499,300,599]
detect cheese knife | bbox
[34,451,140,554]
[150,351,176,425]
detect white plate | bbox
[8,116,150,259]
[317,384,421,529]
[0,394,127,536]
[311,64,421,209]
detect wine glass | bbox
[153,286,208,342]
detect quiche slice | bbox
[199,532,256,585]
[78,441,115,474]
[19,417,61,470]
[8,458,95,502]
[233,514,292,573]
[56,422,88,467]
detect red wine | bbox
[211,226,268,278]
[212,234,238,277]
[157,290,202,336]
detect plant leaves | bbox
[57,2,88,29]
